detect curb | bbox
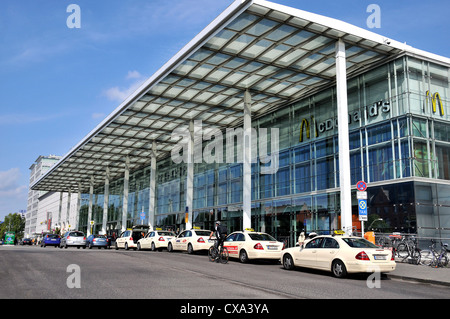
[387,273,450,288]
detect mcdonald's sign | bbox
[426,91,444,116]
[299,116,318,142]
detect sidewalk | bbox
[387,261,450,287]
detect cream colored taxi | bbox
[115,225,150,251]
[137,229,176,251]
[167,228,215,254]
[224,229,284,263]
[281,231,396,278]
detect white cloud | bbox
[102,71,146,102]
[0,168,28,220]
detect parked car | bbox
[167,228,215,254]
[224,230,284,263]
[21,238,33,245]
[115,225,150,250]
[60,231,86,249]
[41,234,61,248]
[281,231,396,278]
[137,229,176,251]
[86,234,108,249]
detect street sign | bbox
[358,199,368,221]
[357,191,367,200]
[357,181,367,192]
[140,211,146,221]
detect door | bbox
[224,233,245,258]
[315,237,339,270]
[297,237,323,267]
[143,232,154,249]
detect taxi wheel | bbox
[239,250,249,263]
[331,260,347,278]
[115,242,119,250]
[137,243,142,251]
[283,254,294,270]
[187,243,194,254]
[168,243,173,252]
[125,243,129,250]
[151,242,156,252]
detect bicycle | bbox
[396,235,420,263]
[420,240,449,268]
[208,239,229,264]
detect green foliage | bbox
[0,213,25,240]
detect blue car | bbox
[86,234,108,249]
[41,234,61,248]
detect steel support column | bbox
[243,90,252,230]
[102,167,110,235]
[149,141,157,230]
[185,121,194,230]
[336,39,353,236]
[121,156,130,232]
[87,176,94,236]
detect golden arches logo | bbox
[299,116,318,142]
[426,91,444,116]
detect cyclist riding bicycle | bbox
[209,221,227,253]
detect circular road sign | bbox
[357,181,367,192]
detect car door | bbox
[173,231,186,250]
[182,230,192,251]
[117,231,129,248]
[224,233,239,257]
[295,237,323,268]
[315,237,340,270]
[143,232,154,249]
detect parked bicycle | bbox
[420,240,449,268]
[208,239,229,264]
[396,235,420,263]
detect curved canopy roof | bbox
[31,0,449,193]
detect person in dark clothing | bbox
[209,221,227,253]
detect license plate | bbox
[267,246,279,250]
[374,255,386,260]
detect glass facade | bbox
[78,55,450,247]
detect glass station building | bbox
[31,0,450,247]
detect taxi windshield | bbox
[248,233,276,241]
[342,238,379,249]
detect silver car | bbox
[61,231,86,249]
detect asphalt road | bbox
[1,245,449,302]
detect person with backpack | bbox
[209,221,227,253]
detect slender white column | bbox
[149,141,157,230]
[243,90,252,230]
[102,167,110,235]
[336,39,353,236]
[58,192,63,230]
[66,189,71,231]
[87,176,94,236]
[75,182,82,230]
[185,121,194,230]
[122,157,130,232]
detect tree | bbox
[0,213,26,240]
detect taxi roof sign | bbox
[333,230,346,236]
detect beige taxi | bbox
[224,230,284,263]
[167,228,215,254]
[137,229,176,251]
[115,225,149,251]
[281,231,396,278]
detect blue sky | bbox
[0,0,449,221]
